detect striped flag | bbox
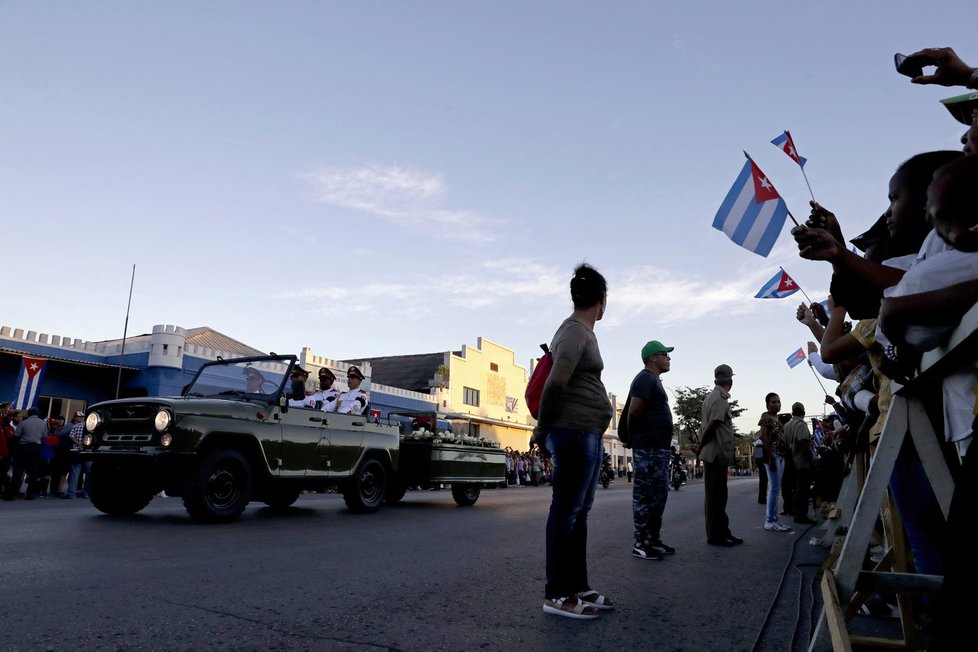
[771,131,807,168]
[755,269,800,299]
[713,159,790,257]
[12,356,47,409]
[786,348,806,369]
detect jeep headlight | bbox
[82,433,93,447]
[154,409,172,433]
[85,412,101,433]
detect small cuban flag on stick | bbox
[786,347,807,369]
[771,130,816,203]
[755,267,814,303]
[712,153,797,257]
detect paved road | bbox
[1,476,828,651]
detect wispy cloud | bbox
[300,164,502,241]
[290,257,798,325]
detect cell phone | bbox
[895,53,923,78]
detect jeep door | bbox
[322,413,365,476]
[277,407,330,476]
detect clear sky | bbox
[2,2,975,433]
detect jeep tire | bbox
[451,484,481,507]
[343,458,387,513]
[183,448,254,523]
[90,460,156,516]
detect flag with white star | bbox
[771,131,807,168]
[754,269,800,298]
[12,356,48,409]
[712,159,789,257]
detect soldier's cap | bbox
[940,91,978,125]
[242,366,265,380]
[318,367,336,380]
[714,364,735,382]
[347,365,365,380]
[641,340,674,361]
[290,365,309,377]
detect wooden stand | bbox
[810,303,978,651]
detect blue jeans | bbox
[66,460,93,498]
[765,453,785,524]
[545,428,603,599]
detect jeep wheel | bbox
[90,460,155,516]
[183,448,254,523]
[263,485,301,511]
[343,458,387,513]
[451,484,481,507]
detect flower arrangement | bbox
[402,428,500,449]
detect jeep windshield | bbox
[182,355,295,401]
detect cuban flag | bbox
[771,131,807,168]
[12,356,48,409]
[755,269,800,299]
[786,348,806,369]
[812,418,825,446]
[713,158,790,257]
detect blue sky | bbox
[2,2,975,431]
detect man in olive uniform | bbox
[783,402,816,525]
[698,364,742,546]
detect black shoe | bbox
[725,534,744,545]
[633,542,664,560]
[649,540,676,555]
[794,517,817,525]
[707,539,736,547]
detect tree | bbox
[672,385,747,449]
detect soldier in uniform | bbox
[243,366,266,393]
[336,366,368,415]
[287,366,316,408]
[312,367,341,412]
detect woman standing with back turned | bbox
[533,263,614,619]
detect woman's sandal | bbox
[577,590,615,610]
[543,595,599,619]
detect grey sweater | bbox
[535,317,613,436]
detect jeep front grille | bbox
[103,434,153,443]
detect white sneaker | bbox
[764,521,792,532]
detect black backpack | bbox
[618,394,633,448]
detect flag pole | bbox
[806,359,830,399]
[115,264,136,400]
[779,266,813,304]
[785,130,817,203]
[744,150,800,227]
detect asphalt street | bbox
[1,475,831,651]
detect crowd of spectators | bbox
[786,46,978,647]
[504,447,551,486]
[1,403,91,501]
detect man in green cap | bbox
[628,340,677,560]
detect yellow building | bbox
[345,337,534,450]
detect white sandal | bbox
[543,596,599,619]
[577,590,615,610]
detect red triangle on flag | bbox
[749,159,781,203]
[777,271,797,292]
[23,357,46,380]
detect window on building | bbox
[463,386,480,407]
[490,362,499,372]
[37,396,87,420]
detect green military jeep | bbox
[80,354,504,523]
